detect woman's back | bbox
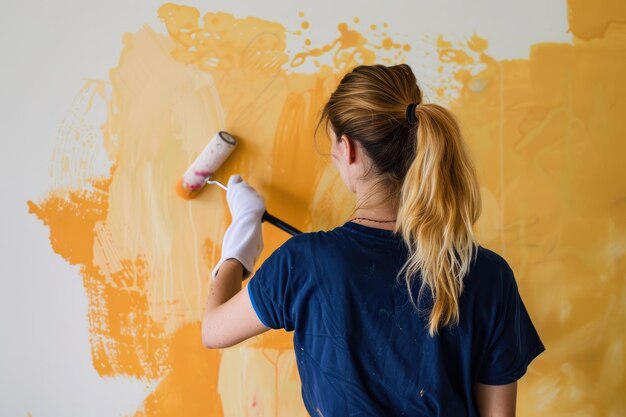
[247,221,545,416]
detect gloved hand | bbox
[211,174,266,280]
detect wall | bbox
[1,0,624,415]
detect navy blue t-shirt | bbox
[247,221,545,416]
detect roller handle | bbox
[262,211,302,236]
[207,178,302,236]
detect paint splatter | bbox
[27,1,626,415]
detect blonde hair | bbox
[316,64,482,336]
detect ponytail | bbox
[396,103,481,336]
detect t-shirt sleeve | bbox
[476,262,546,385]
[246,236,300,331]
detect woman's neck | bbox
[352,184,398,230]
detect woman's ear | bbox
[341,134,357,164]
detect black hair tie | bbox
[405,102,419,125]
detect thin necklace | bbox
[349,217,397,223]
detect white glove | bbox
[212,174,266,280]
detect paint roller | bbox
[176,131,302,236]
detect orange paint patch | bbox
[131,323,223,416]
[82,256,169,379]
[28,179,109,267]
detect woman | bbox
[202,64,545,416]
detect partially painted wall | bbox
[4,0,625,415]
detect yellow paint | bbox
[26,1,626,415]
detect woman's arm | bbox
[202,259,270,348]
[473,381,517,417]
[202,175,270,348]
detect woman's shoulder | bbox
[466,245,518,294]
[473,245,511,271]
[273,225,375,269]
[271,229,329,259]
[279,225,349,249]
[279,229,323,246]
